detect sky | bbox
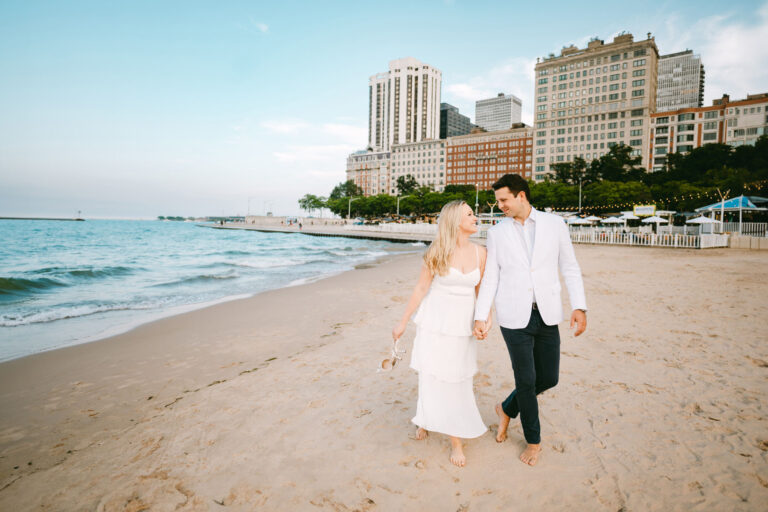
[1,0,767,219]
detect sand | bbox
[0,246,767,511]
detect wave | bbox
[31,265,136,279]
[151,270,240,287]
[0,302,154,327]
[0,276,68,296]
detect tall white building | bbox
[390,140,446,193]
[475,93,522,132]
[532,33,659,180]
[368,57,442,152]
[656,50,705,112]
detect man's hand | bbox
[473,320,487,340]
[570,309,587,337]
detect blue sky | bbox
[1,0,766,218]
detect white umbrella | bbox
[686,216,722,224]
[641,215,668,224]
[567,217,592,225]
[584,215,602,222]
[601,217,624,224]
[620,213,639,220]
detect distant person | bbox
[474,173,587,466]
[299,222,302,230]
[392,200,491,467]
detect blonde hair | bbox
[424,200,467,276]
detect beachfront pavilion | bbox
[695,195,767,234]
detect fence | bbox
[722,222,768,237]
[568,229,729,249]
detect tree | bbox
[297,194,326,216]
[328,180,362,200]
[395,175,419,195]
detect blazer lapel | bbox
[530,209,543,265]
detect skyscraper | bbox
[440,103,472,139]
[475,93,522,132]
[368,57,442,152]
[532,33,659,180]
[656,50,705,112]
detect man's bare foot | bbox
[520,443,541,466]
[495,403,509,443]
[449,437,466,467]
[415,427,428,441]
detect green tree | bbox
[297,194,326,216]
[395,175,419,195]
[328,180,362,200]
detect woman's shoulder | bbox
[471,242,487,256]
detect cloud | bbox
[260,120,309,134]
[250,18,269,33]
[273,144,357,163]
[443,57,538,125]
[654,2,768,104]
[321,123,367,145]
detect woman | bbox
[392,200,492,467]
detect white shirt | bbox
[512,207,537,303]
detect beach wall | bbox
[729,234,768,250]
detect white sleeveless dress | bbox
[410,248,487,439]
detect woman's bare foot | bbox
[520,443,541,466]
[495,403,509,443]
[449,437,466,467]
[415,427,428,441]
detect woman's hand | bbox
[392,321,406,341]
[485,312,493,333]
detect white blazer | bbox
[475,208,587,329]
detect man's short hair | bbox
[492,173,530,201]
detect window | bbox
[704,110,718,119]
[631,129,643,136]
[703,122,717,130]
[677,113,695,121]
[631,89,644,97]
[678,124,695,132]
[655,147,667,155]
[656,117,668,124]
[631,119,643,127]
[655,137,668,144]
[676,134,694,142]
[634,49,647,57]
[678,145,693,153]
[656,126,668,134]
[633,59,646,67]
[703,132,717,141]
[632,69,645,77]
[632,79,645,87]
[630,139,643,146]
[538,78,548,84]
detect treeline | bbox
[299,136,768,217]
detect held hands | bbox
[473,316,492,340]
[570,309,587,337]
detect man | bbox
[474,173,587,466]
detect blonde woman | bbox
[392,200,491,467]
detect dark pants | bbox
[500,308,561,445]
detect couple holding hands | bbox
[391,173,587,467]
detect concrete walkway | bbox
[199,223,438,244]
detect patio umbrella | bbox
[620,213,639,220]
[641,215,668,224]
[567,217,592,225]
[584,215,602,222]
[686,216,721,224]
[601,217,624,224]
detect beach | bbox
[0,245,767,511]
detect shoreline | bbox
[0,243,414,365]
[1,245,766,510]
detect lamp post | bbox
[475,183,479,215]
[396,194,411,217]
[578,176,583,213]
[347,196,361,220]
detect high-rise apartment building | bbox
[368,57,442,152]
[390,140,446,193]
[656,50,705,112]
[475,93,522,132]
[445,125,533,189]
[346,150,390,197]
[649,92,768,171]
[440,103,472,139]
[532,33,659,180]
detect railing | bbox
[569,230,729,249]
[343,223,438,235]
[723,222,768,237]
